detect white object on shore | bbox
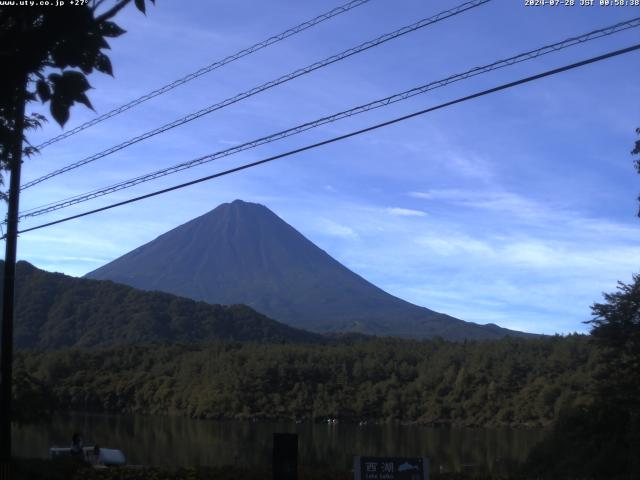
[49,446,126,466]
[99,448,126,466]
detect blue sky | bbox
[6,0,640,334]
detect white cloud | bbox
[313,190,640,335]
[385,207,426,217]
[444,151,495,182]
[316,218,358,239]
[414,233,493,257]
[409,189,550,222]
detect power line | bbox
[34,0,373,150]
[21,0,491,190]
[19,17,640,220]
[13,43,640,238]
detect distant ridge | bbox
[2,260,322,349]
[86,200,532,340]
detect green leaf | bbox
[78,52,95,75]
[134,0,146,14]
[98,37,111,50]
[36,80,51,103]
[94,52,113,76]
[50,99,70,127]
[47,73,62,84]
[61,70,91,93]
[99,21,126,38]
[46,70,94,122]
[76,93,94,111]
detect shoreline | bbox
[28,410,553,430]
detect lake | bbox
[13,413,544,473]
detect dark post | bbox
[273,433,298,480]
[0,72,27,477]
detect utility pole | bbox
[0,72,27,477]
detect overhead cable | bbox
[12,42,640,238]
[19,16,640,219]
[34,0,374,150]
[22,0,491,190]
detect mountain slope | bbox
[2,261,323,349]
[87,200,531,340]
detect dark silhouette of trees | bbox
[634,127,640,215]
[526,130,640,479]
[0,0,154,468]
[526,277,640,479]
[588,275,640,413]
[1,0,155,164]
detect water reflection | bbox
[14,414,544,473]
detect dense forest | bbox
[15,335,595,427]
[523,273,640,479]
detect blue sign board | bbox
[354,456,429,480]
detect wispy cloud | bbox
[385,207,426,217]
[292,186,640,334]
[414,232,493,257]
[409,189,552,222]
[316,218,358,239]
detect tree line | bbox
[15,334,596,428]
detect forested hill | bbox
[15,335,595,427]
[1,261,323,349]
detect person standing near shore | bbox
[70,433,84,460]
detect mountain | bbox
[2,260,323,349]
[86,200,531,340]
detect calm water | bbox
[13,413,544,473]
